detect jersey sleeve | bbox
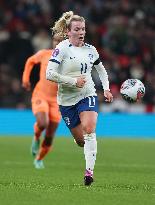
[49,41,65,64]
[92,46,100,63]
[22,50,44,83]
[31,50,45,64]
[90,46,110,90]
[46,42,77,86]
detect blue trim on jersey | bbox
[59,96,98,129]
[49,59,60,64]
[84,43,91,47]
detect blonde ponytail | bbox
[52,11,74,38]
[51,11,85,38]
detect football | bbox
[120,79,145,103]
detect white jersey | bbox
[47,39,108,106]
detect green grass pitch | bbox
[0,136,155,205]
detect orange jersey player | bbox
[22,34,63,169]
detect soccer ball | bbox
[120,79,145,103]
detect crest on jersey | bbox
[52,48,59,57]
[88,54,93,60]
[64,117,70,125]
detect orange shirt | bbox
[22,49,57,102]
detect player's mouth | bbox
[79,36,84,41]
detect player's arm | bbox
[94,60,113,102]
[22,51,42,91]
[94,59,109,91]
[46,60,77,86]
[46,44,78,86]
[92,46,113,102]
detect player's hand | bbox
[22,81,31,91]
[104,90,113,102]
[76,76,86,88]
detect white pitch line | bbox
[3,161,155,169]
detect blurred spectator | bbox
[32,29,51,52]
[0,0,155,112]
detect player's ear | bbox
[66,28,70,36]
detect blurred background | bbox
[0,2,155,202]
[0,0,155,136]
[0,0,155,112]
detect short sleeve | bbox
[33,50,45,63]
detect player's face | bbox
[52,35,63,48]
[67,21,86,46]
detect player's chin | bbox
[79,37,84,42]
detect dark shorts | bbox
[59,96,98,129]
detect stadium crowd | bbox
[0,0,155,112]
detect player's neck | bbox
[68,39,84,47]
